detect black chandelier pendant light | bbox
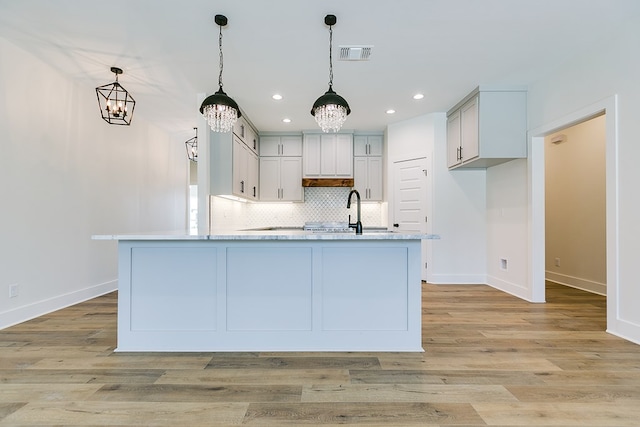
[185,127,198,162]
[95,67,136,125]
[311,14,351,133]
[200,14,242,133]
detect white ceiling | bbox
[1,0,638,137]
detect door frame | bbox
[529,95,619,334]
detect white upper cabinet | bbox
[354,135,383,157]
[245,125,259,153]
[303,133,353,178]
[447,86,527,169]
[259,157,303,202]
[233,116,259,154]
[232,135,259,200]
[260,135,303,157]
[210,115,259,201]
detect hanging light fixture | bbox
[185,127,198,162]
[95,67,136,125]
[311,14,351,133]
[200,14,241,133]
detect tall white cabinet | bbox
[447,86,527,169]
[259,135,303,202]
[353,135,383,201]
[209,117,260,201]
[233,136,259,199]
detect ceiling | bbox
[1,0,638,138]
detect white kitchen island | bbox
[94,229,438,352]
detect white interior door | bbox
[393,158,429,279]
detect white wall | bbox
[0,38,188,329]
[486,159,528,296]
[387,113,487,284]
[487,21,640,343]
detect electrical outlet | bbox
[500,258,508,270]
[555,257,561,267]
[9,283,19,298]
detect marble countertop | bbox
[92,227,440,241]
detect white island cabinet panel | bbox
[129,246,218,332]
[321,247,408,331]
[226,247,313,331]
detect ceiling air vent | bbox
[339,45,373,61]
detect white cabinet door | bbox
[303,134,321,177]
[259,157,281,201]
[259,157,303,202]
[260,136,281,156]
[280,157,303,201]
[460,95,479,162]
[354,136,368,156]
[320,134,337,176]
[280,136,303,156]
[246,125,259,154]
[247,150,259,199]
[232,136,248,197]
[447,109,462,168]
[354,156,383,201]
[367,156,383,201]
[335,134,353,177]
[233,117,247,141]
[232,136,259,199]
[353,156,367,195]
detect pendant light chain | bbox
[218,24,224,90]
[328,24,333,87]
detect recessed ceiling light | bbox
[272,94,283,100]
[413,93,424,100]
[386,109,396,114]
[282,118,291,123]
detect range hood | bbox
[302,178,354,187]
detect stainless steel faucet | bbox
[347,189,363,235]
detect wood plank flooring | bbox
[2,282,640,425]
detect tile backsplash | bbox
[210,187,386,230]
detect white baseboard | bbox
[0,280,117,330]
[545,271,606,296]
[425,273,487,285]
[607,317,640,346]
[486,275,536,302]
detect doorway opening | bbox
[529,95,618,333]
[544,114,606,296]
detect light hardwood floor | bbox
[2,282,640,426]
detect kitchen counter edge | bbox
[92,230,440,241]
